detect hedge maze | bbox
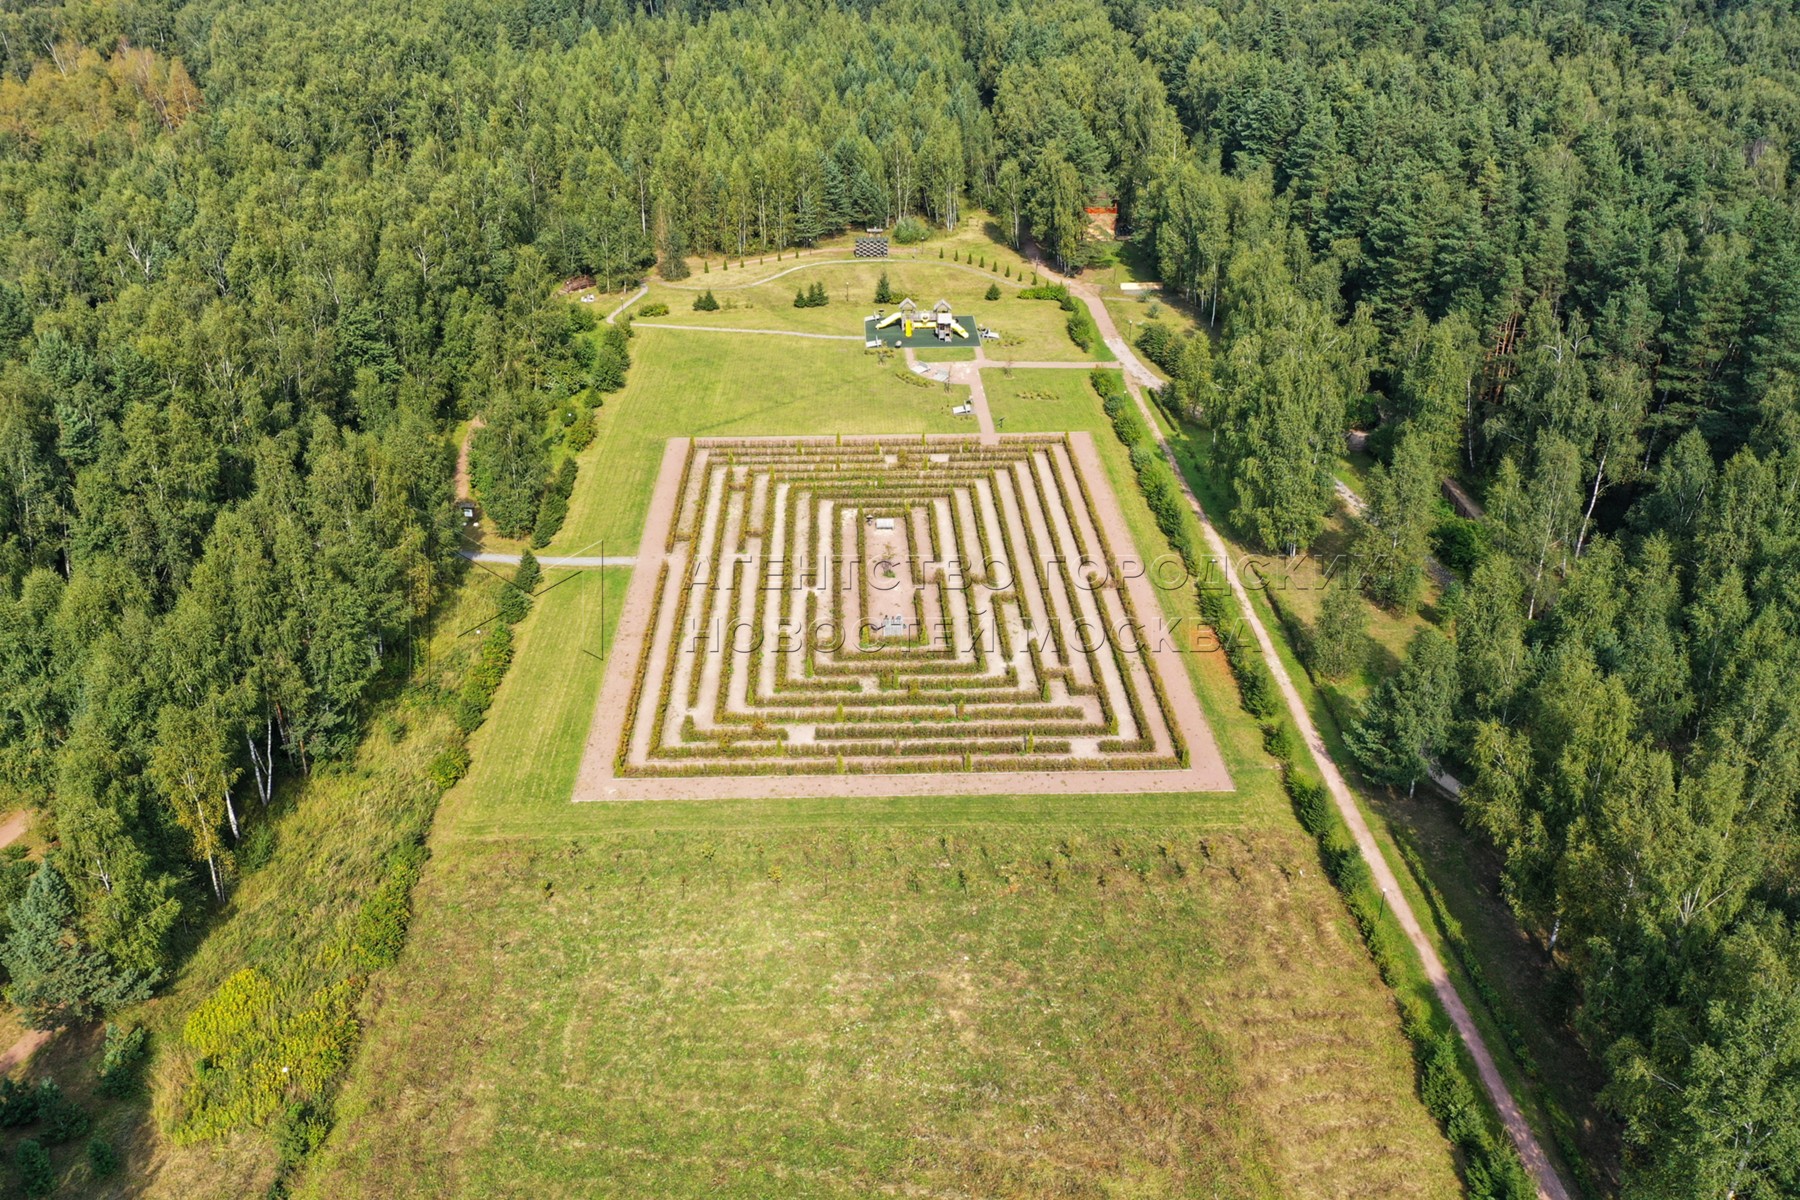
[604,435,1211,785]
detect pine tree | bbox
[874,272,893,305]
[693,290,719,312]
[1345,628,1458,795]
[984,282,1001,301]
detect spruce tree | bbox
[874,272,893,304]
[4,863,147,1030]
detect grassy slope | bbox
[296,247,1464,1199]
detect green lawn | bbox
[545,329,967,557]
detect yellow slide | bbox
[874,310,905,330]
[948,318,969,339]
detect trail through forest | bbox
[1061,272,1576,1200]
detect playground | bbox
[863,297,982,349]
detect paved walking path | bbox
[605,285,647,323]
[460,551,636,568]
[1048,264,1573,1200]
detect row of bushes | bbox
[792,281,829,307]
[615,563,674,771]
[1017,283,1075,309]
[1094,370,1197,572]
[455,552,538,732]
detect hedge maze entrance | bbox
[578,434,1230,800]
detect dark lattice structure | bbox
[853,236,889,258]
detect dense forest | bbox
[0,0,1793,1193]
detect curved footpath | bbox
[1058,272,1573,1200]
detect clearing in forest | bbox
[578,433,1229,799]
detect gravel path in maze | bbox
[575,434,1229,801]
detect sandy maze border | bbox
[574,434,1231,801]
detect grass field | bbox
[289,327,1467,1198]
[303,825,1456,1200]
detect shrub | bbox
[892,216,929,244]
[590,345,626,392]
[692,290,719,312]
[88,1135,119,1178]
[274,1101,331,1168]
[35,1080,89,1144]
[637,301,669,318]
[350,844,427,972]
[98,1022,148,1098]
[1017,283,1074,309]
[0,1078,37,1126]
[984,282,1001,301]
[1432,516,1489,577]
[1066,309,1098,351]
[426,743,471,791]
[1136,322,1181,374]
[564,408,594,451]
[15,1140,50,1197]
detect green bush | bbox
[87,1134,119,1178]
[891,215,929,244]
[35,1080,89,1144]
[1431,516,1489,577]
[692,290,719,311]
[15,1139,50,1197]
[274,1100,331,1169]
[1017,283,1074,309]
[426,743,471,791]
[564,408,595,451]
[590,345,626,392]
[1066,309,1098,352]
[637,301,669,318]
[984,282,1001,301]
[351,844,427,972]
[0,1078,37,1126]
[97,1022,148,1098]
[1135,322,1181,374]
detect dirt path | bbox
[1055,267,1574,1200]
[0,1028,49,1077]
[0,813,48,1076]
[454,417,486,502]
